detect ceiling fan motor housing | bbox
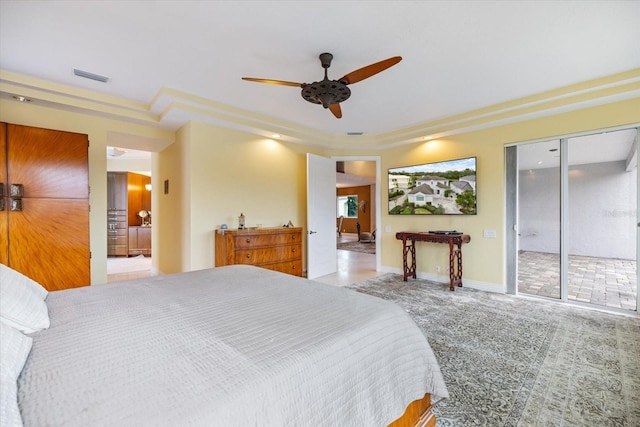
[301,81,351,108]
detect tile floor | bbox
[517,251,637,311]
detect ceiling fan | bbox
[242,53,402,119]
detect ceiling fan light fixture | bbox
[301,81,351,107]
[242,52,401,119]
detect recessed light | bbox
[12,95,31,102]
[271,134,281,138]
[423,136,433,140]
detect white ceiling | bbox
[1,0,639,147]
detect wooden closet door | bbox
[7,124,88,199]
[0,123,7,266]
[6,124,90,290]
[8,199,89,290]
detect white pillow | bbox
[0,322,33,427]
[0,264,50,333]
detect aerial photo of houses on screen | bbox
[388,157,477,215]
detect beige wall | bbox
[155,121,321,275]
[1,95,638,290]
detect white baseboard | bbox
[380,266,505,294]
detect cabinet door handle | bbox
[10,198,23,212]
[10,184,24,197]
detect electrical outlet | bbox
[435,265,440,273]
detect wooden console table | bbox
[395,232,471,291]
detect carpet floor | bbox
[347,274,640,426]
[336,241,376,254]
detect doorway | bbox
[506,127,638,313]
[333,157,383,286]
[106,146,154,282]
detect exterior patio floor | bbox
[517,251,637,312]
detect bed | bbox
[2,264,448,426]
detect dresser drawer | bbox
[107,236,128,245]
[107,228,128,236]
[234,231,300,249]
[108,245,128,256]
[234,244,301,264]
[265,260,303,277]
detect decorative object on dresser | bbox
[1,122,90,290]
[215,227,303,276]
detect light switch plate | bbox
[483,229,497,238]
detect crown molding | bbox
[2,68,639,150]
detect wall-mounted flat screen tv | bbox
[388,157,477,215]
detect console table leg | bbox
[448,241,455,291]
[401,238,417,281]
[448,242,464,291]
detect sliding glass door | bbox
[516,140,561,300]
[507,127,638,313]
[566,131,638,310]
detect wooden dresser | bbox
[215,227,303,277]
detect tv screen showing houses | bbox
[388,157,477,215]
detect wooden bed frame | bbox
[389,393,436,427]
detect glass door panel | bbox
[517,140,561,299]
[567,130,638,311]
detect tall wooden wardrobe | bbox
[0,122,90,290]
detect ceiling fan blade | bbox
[339,56,402,85]
[328,103,342,119]
[241,77,304,87]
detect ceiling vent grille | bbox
[347,132,363,136]
[73,68,110,83]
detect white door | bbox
[306,153,337,279]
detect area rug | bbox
[337,241,375,254]
[347,274,640,426]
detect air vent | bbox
[73,68,110,83]
[347,132,363,136]
[336,161,345,173]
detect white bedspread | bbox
[18,265,448,426]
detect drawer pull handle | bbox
[291,248,296,253]
[246,254,252,259]
[246,238,251,243]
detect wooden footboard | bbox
[388,394,436,427]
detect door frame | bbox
[505,124,639,313]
